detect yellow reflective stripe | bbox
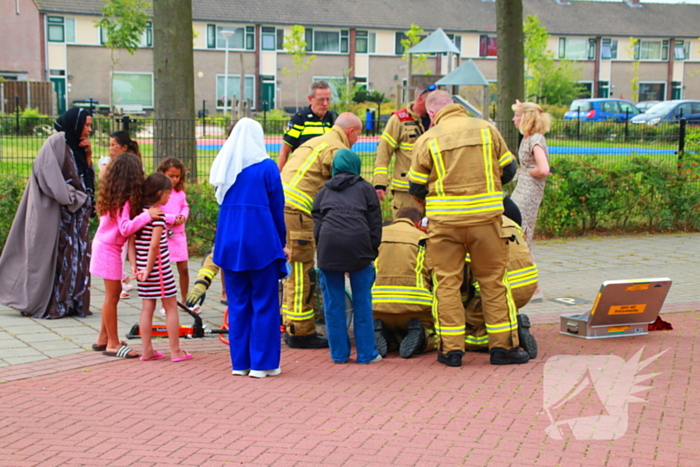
[302,127,326,136]
[199,268,216,279]
[465,334,489,345]
[431,272,440,338]
[464,253,471,263]
[294,262,303,316]
[374,167,388,176]
[408,168,428,184]
[429,139,446,197]
[290,141,329,187]
[486,321,518,333]
[481,128,495,193]
[373,297,433,306]
[304,121,325,126]
[399,142,414,151]
[486,271,519,333]
[287,128,301,138]
[281,304,315,320]
[391,178,409,190]
[283,184,313,215]
[508,266,538,288]
[425,192,504,216]
[435,325,465,335]
[415,245,426,289]
[381,132,398,148]
[499,151,514,167]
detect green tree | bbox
[524,14,583,106]
[629,37,640,100]
[402,24,429,75]
[282,25,315,112]
[95,0,150,111]
[330,69,364,113]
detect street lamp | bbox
[221,30,235,117]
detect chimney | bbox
[625,0,643,7]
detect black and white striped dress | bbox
[136,212,177,299]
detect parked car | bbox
[636,100,661,113]
[564,99,641,122]
[630,100,700,125]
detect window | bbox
[558,37,595,60]
[634,40,669,60]
[216,75,255,109]
[672,81,682,100]
[674,40,690,60]
[395,32,407,55]
[445,34,461,54]
[597,80,610,98]
[276,29,284,50]
[354,76,368,90]
[313,76,344,101]
[479,35,498,57]
[578,82,593,99]
[47,16,74,43]
[112,72,153,107]
[303,29,348,53]
[262,27,276,51]
[206,25,254,50]
[601,38,618,59]
[356,30,376,54]
[139,21,152,47]
[639,82,666,101]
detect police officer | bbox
[280,113,363,349]
[409,90,529,367]
[373,83,434,217]
[278,81,338,171]
[372,206,436,359]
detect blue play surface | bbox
[196,141,677,156]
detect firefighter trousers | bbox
[282,209,318,337]
[392,190,424,218]
[427,218,519,354]
[374,311,436,353]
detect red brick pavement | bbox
[0,310,698,466]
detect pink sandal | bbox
[171,351,193,362]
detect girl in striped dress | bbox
[129,173,192,362]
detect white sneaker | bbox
[232,369,250,376]
[366,354,382,364]
[159,308,167,316]
[249,368,281,378]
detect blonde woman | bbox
[511,101,551,247]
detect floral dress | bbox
[510,133,549,247]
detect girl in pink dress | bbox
[157,158,190,304]
[90,153,163,358]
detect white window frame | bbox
[112,71,154,108]
[355,30,376,55]
[601,38,618,60]
[674,40,690,61]
[638,81,667,101]
[216,74,256,110]
[558,37,595,60]
[47,16,75,43]
[305,29,348,54]
[635,40,669,61]
[479,35,498,58]
[261,26,277,51]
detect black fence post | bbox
[201,100,206,137]
[624,109,629,142]
[15,96,20,136]
[678,118,686,165]
[576,108,581,141]
[121,115,130,134]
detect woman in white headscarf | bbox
[210,118,289,378]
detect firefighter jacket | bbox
[283,106,337,151]
[408,104,514,225]
[372,218,432,314]
[281,125,350,215]
[373,102,427,192]
[195,251,220,288]
[470,215,539,308]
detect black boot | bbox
[490,347,530,365]
[517,313,538,359]
[373,319,388,357]
[399,318,426,358]
[284,332,329,349]
[437,350,463,367]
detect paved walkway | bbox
[0,233,699,466]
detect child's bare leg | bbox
[139,299,157,358]
[99,279,122,351]
[177,261,189,304]
[163,296,186,359]
[220,270,227,302]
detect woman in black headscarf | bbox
[0,107,95,318]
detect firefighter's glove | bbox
[185,281,208,308]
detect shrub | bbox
[185,182,219,256]
[0,174,27,254]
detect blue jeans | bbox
[319,265,378,364]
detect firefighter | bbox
[281,112,363,349]
[464,215,539,359]
[184,249,220,309]
[372,207,436,359]
[408,90,529,367]
[373,82,434,217]
[277,81,338,171]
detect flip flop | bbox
[91,343,107,352]
[103,343,139,359]
[120,291,131,299]
[139,351,165,362]
[171,351,193,362]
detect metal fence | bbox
[1,115,698,182]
